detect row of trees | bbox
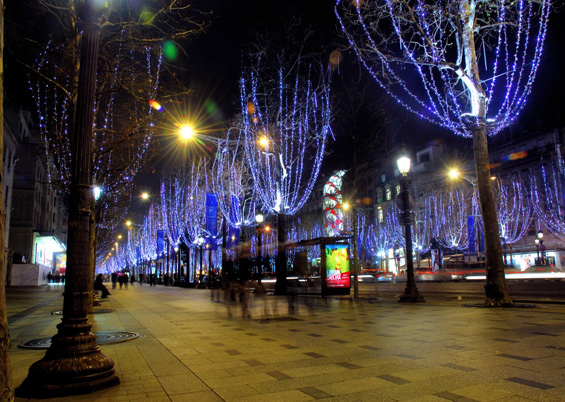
[0,0,555,399]
[107,159,565,280]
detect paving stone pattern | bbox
[7,285,565,401]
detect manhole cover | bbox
[18,331,143,349]
[256,316,303,324]
[92,308,118,313]
[51,308,117,315]
[463,303,539,308]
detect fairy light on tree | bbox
[239,50,331,294]
[336,0,552,306]
[495,178,533,246]
[213,128,258,271]
[364,204,403,271]
[530,163,565,242]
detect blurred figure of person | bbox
[139,273,144,285]
[239,279,252,319]
[251,278,269,318]
[111,272,118,289]
[224,279,238,318]
[94,274,110,298]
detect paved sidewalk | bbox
[7,284,565,401]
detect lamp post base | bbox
[398,285,425,303]
[16,326,119,398]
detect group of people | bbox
[110,272,132,289]
[93,271,134,299]
[46,271,65,284]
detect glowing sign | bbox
[325,244,350,288]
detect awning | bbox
[37,233,66,253]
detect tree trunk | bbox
[274,213,287,295]
[0,0,15,398]
[352,206,359,301]
[472,125,513,306]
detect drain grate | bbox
[18,331,143,349]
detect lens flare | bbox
[163,40,178,61]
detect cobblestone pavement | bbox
[7,283,565,401]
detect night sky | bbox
[4,0,565,198]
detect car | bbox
[523,266,561,273]
[395,269,453,282]
[373,271,395,282]
[417,269,453,282]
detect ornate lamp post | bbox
[537,230,545,265]
[255,213,264,283]
[397,154,425,303]
[18,1,119,397]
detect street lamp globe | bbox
[397,156,411,176]
[537,230,544,240]
[256,213,264,224]
[180,124,195,140]
[448,168,460,180]
[258,135,270,149]
[93,186,102,201]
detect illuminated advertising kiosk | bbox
[322,242,351,296]
[287,237,351,296]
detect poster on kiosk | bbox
[323,243,351,295]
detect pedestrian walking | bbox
[111,272,118,289]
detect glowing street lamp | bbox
[256,213,265,282]
[397,153,424,303]
[93,185,102,201]
[258,135,270,149]
[179,124,195,140]
[536,230,545,265]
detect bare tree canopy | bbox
[336,0,551,136]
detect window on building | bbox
[377,188,383,203]
[381,174,386,183]
[378,208,383,223]
[396,184,401,196]
[418,152,431,163]
[385,186,391,201]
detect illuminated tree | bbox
[531,163,565,241]
[213,129,257,269]
[336,0,551,306]
[365,204,403,269]
[495,179,533,249]
[239,47,331,293]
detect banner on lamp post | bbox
[156,230,165,257]
[206,193,218,250]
